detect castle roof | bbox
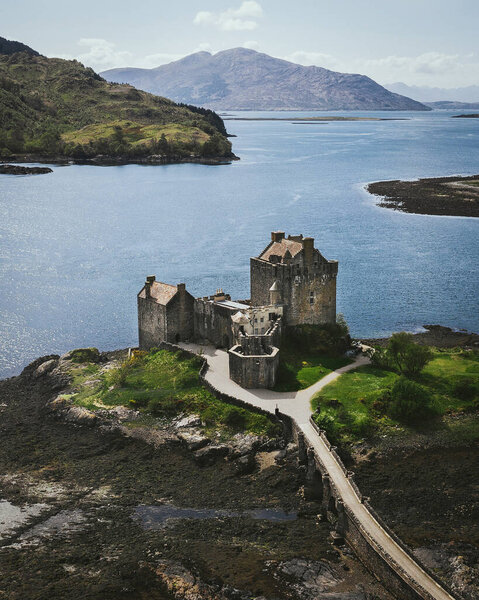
[139,281,178,305]
[269,280,280,291]
[231,311,250,325]
[259,238,303,261]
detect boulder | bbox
[177,430,210,451]
[175,414,202,429]
[64,406,97,426]
[193,444,229,466]
[64,348,101,363]
[33,359,57,379]
[234,453,256,475]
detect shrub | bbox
[148,396,178,416]
[68,347,100,363]
[453,378,477,401]
[388,377,433,423]
[224,406,247,430]
[108,359,133,388]
[387,333,433,376]
[368,346,392,370]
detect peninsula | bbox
[367,175,479,217]
[0,36,234,165]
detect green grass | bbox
[66,349,279,437]
[62,120,209,147]
[311,349,479,446]
[274,350,351,392]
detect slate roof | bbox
[139,281,178,305]
[259,238,303,261]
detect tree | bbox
[387,332,432,376]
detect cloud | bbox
[242,40,260,50]
[282,49,479,87]
[74,38,132,71]
[194,1,263,31]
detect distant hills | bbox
[101,48,429,112]
[385,82,479,104]
[0,36,232,162]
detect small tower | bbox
[269,280,281,305]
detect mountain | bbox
[0,36,232,162]
[0,36,39,56]
[384,82,479,104]
[425,101,479,110]
[101,48,429,111]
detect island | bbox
[0,164,52,175]
[452,113,479,118]
[367,174,479,217]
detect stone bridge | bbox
[171,342,459,600]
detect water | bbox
[1,110,478,378]
[134,504,297,529]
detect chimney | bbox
[177,283,186,294]
[145,275,156,298]
[271,231,285,243]
[302,237,314,265]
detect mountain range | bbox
[384,82,479,104]
[101,48,429,112]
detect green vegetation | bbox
[371,332,433,376]
[0,50,232,160]
[274,318,351,392]
[312,348,479,446]
[67,349,279,437]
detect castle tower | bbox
[250,232,338,326]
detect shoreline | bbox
[1,153,240,168]
[366,174,479,217]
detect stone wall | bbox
[138,296,167,350]
[250,254,337,327]
[166,288,195,343]
[228,346,279,389]
[193,299,235,348]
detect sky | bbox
[2,0,479,88]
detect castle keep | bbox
[138,232,338,388]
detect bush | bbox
[388,377,434,423]
[387,333,433,376]
[148,396,178,416]
[453,378,477,401]
[224,406,247,430]
[68,347,100,363]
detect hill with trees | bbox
[0,36,233,163]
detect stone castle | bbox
[138,232,338,388]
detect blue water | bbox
[1,110,478,378]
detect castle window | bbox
[260,317,264,323]
[254,328,258,334]
[268,313,275,320]
[310,291,314,305]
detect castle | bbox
[138,232,338,388]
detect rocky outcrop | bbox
[0,164,52,175]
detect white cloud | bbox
[75,38,132,71]
[242,40,260,50]
[194,1,263,31]
[282,49,479,87]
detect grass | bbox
[273,347,352,392]
[62,120,209,147]
[66,349,280,438]
[311,349,479,446]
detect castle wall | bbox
[166,290,195,343]
[138,296,167,350]
[250,255,337,327]
[229,346,279,388]
[193,300,235,348]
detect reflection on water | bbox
[134,504,297,529]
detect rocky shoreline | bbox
[0,350,389,600]
[367,175,479,217]
[2,153,239,169]
[360,324,479,349]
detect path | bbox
[179,342,455,600]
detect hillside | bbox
[101,47,429,111]
[0,37,233,162]
[385,82,479,104]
